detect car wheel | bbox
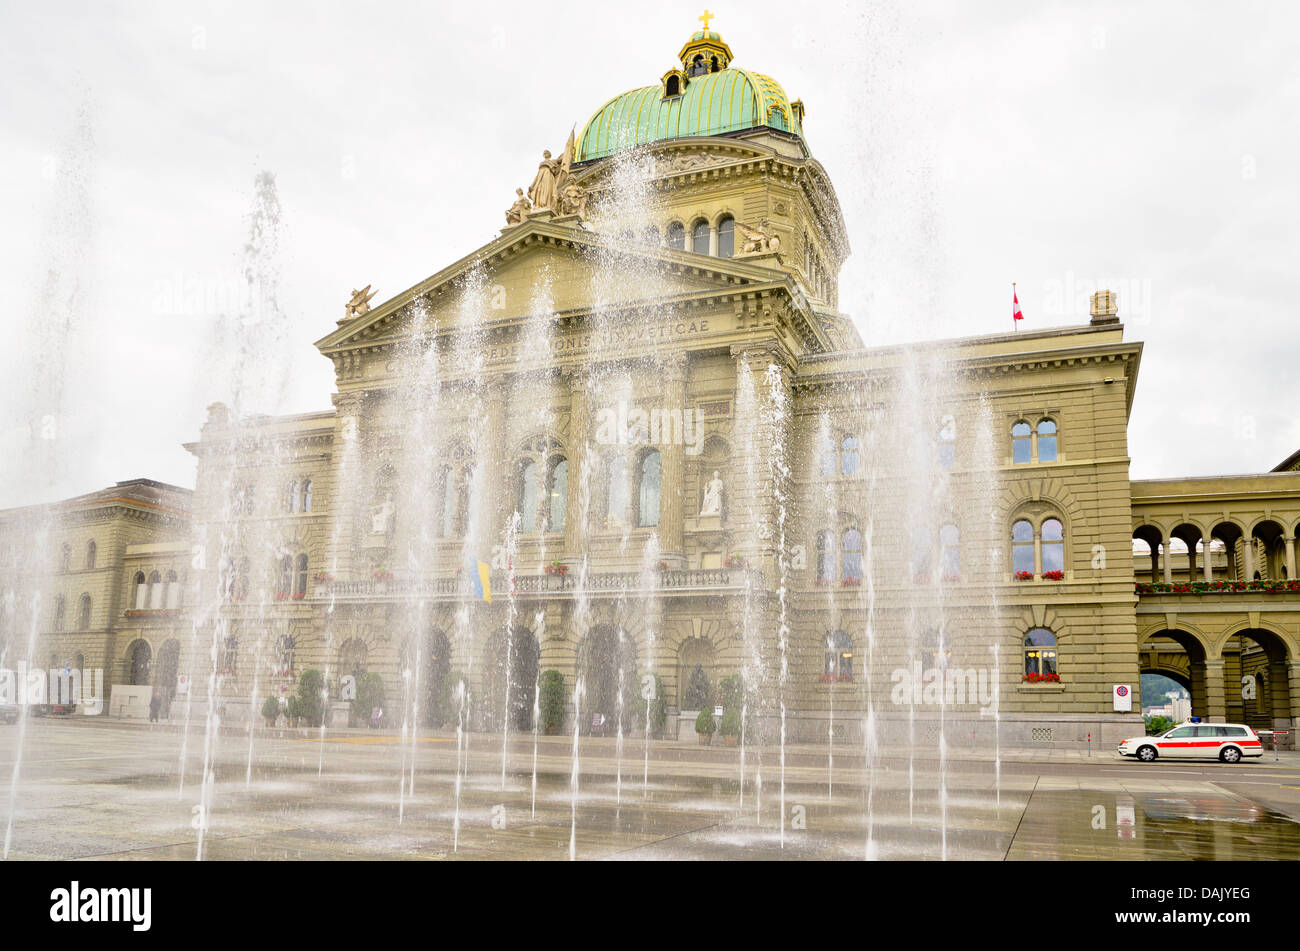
[1137,745,1157,762]
[1220,746,1241,764]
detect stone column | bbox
[326,392,367,579]
[1202,659,1227,722]
[1285,536,1297,580]
[1162,542,1173,583]
[563,368,593,556]
[1187,539,1197,582]
[1242,537,1255,580]
[1287,662,1300,750]
[658,351,688,565]
[1203,536,1214,582]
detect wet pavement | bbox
[1,719,1297,860]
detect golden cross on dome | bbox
[698,9,714,31]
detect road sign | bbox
[1112,684,1132,712]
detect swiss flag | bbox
[1012,287,1024,323]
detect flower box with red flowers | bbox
[657,561,670,572]
[1021,672,1060,684]
[274,592,289,601]
[312,571,334,584]
[371,569,393,583]
[814,577,830,586]
[1136,579,1300,596]
[1014,571,1035,582]
[291,592,305,600]
[543,562,568,576]
[724,555,748,569]
[1041,570,1064,581]
[841,577,862,587]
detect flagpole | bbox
[1012,282,1017,333]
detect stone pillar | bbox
[326,392,367,579]
[1162,542,1173,583]
[563,368,593,556]
[1285,536,1297,580]
[1243,538,1255,580]
[1187,539,1197,582]
[658,351,689,565]
[1203,537,1214,582]
[1287,662,1300,750]
[1202,659,1227,722]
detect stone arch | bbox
[676,635,717,709]
[1138,626,1211,717]
[483,624,541,732]
[154,638,181,706]
[124,638,152,686]
[1215,622,1295,735]
[576,624,638,734]
[1248,519,1288,580]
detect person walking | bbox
[148,690,161,723]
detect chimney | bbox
[1090,289,1118,325]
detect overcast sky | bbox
[2,0,1297,506]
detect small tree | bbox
[539,670,566,735]
[355,672,386,727]
[719,708,741,737]
[296,669,325,727]
[285,694,301,722]
[695,707,716,735]
[683,664,711,710]
[260,695,281,725]
[1145,714,1173,735]
[718,674,745,713]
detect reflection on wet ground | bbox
[2,722,1298,860]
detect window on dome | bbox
[717,216,734,257]
[690,54,707,76]
[665,75,680,97]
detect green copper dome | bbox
[574,27,806,163]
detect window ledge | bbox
[1016,683,1066,693]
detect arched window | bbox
[547,457,568,532]
[340,638,367,679]
[439,467,458,538]
[518,460,541,533]
[816,531,835,583]
[717,215,735,258]
[53,596,66,631]
[665,74,680,97]
[819,434,837,477]
[166,570,180,609]
[1036,419,1058,462]
[220,636,238,673]
[691,219,710,255]
[148,570,163,610]
[278,556,293,597]
[940,523,960,581]
[842,528,862,582]
[1011,421,1032,464]
[295,555,309,597]
[59,543,71,572]
[840,435,859,476]
[287,481,299,513]
[1024,629,1058,677]
[85,540,96,570]
[1041,519,1065,574]
[302,479,313,512]
[825,631,853,680]
[1012,520,1035,576]
[133,571,147,610]
[78,594,91,631]
[937,416,956,470]
[666,221,685,251]
[638,450,662,528]
[606,454,629,529]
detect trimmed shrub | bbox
[295,669,325,727]
[695,707,716,734]
[260,695,281,723]
[539,670,566,735]
[355,672,386,727]
[719,708,741,737]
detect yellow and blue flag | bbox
[467,560,492,604]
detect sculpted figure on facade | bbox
[371,494,395,535]
[556,178,587,219]
[736,220,780,255]
[505,188,532,227]
[699,470,725,516]
[345,285,377,321]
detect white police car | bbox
[1117,722,1263,763]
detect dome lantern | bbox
[679,10,733,76]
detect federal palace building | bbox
[2,22,1297,749]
